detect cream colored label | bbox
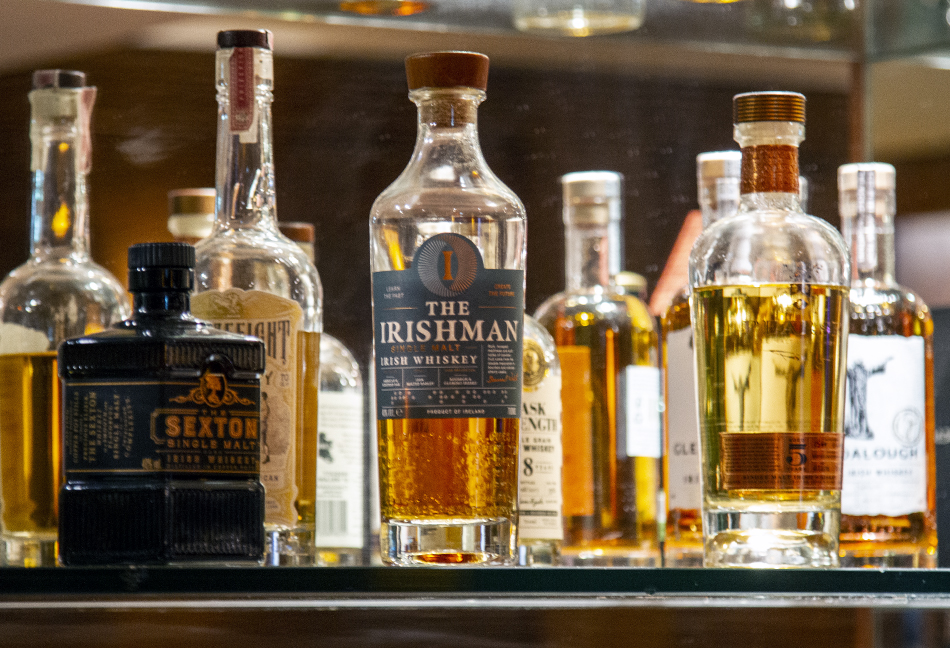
[192,288,303,529]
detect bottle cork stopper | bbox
[278,221,316,244]
[405,51,489,91]
[733,91,805,124]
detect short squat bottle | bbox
[192,30,323,566]
[58,243,265,565]
[689,92,850,568]
[838,163,937,568]
[280,221,367,566]
[518,314,563,566]
[167,188,215,245]
[662,150,740,567]
[370,51,526,565]
[0,69,129,567]
[534,171,661,567]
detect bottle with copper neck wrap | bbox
[688,91,850,568]
[370,51,525,565]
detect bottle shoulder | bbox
[689,209,850,289]
[849,283,932,337]
[533,287,657,334]
[320,333,362,392]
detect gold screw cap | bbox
[733,91,805,124]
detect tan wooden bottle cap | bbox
[405,51,489,91]
[733,91,805,124]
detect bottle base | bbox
[662,544,704,568]
[704,508,840,568]
[839,546,936,569]
[2,531,57,567]
[265,525,316,566]
[381,518,514,566]
[518,540,560,566]
[316,546,364,566]
[560,545,660,567]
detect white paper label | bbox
[519,371,564,541]
[625,365,662,458]
[316,391,365,548]
[665,327,701,511]
[841,334,928,517]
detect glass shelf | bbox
[3,566,950,609]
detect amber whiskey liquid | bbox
[692,283,848,567]
[540,290,660,565]
[294,330,321,545]
[840,288,937,567]
[0,351,60,566]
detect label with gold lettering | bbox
[720,431,843,491]
[191,289,305,529]
[373,232,524,420]
[62,369,260,476]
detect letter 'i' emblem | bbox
[442,250,454,281]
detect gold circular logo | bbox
[522,339,547,389]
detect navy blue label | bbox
[373,233,524,420]
[63,370,261,476]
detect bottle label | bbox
[720,431,842,490]
[665,326,701,510]
[316,391,365,549]
[62,370,260,476]
[227,47,271,143]
[519,339,563,541]
[558,346,594,517]
[191,289,305,529]
[842,334,928,516]
[624,365,661,458]
[373,232,524,420]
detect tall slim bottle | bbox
[518,314,563,566]
[192,31,323,566]
[837,163,937,568]
[0,69,130,566]
[370,51,526,565]
[662,150,740,567]
[279,221,367,566]
[534,171,661,566]
[689,92,850,568]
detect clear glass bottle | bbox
[663,150,740,567]
[370,51,526,565]
[689,92,850,568]
[512,0,644,36]
[279,221,367,567]
[534,171,661,567]
[0,69,130,567]
[168,188,215,245]
[615,271,648,302]
[837,163,937,568]
[58,243,266,565]
[192,30,323,566]
[518,314,563,566]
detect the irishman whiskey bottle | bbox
[370,51,526,565]
[58,243,265,565]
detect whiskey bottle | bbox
[370,51,525,565]
[518,314,563,566]
[58,243,265,565]
[280,221,367,566]
[689,92,850,568]
[192,30,323,566]
[168,188,215,245]
[0,69,130,567]
[837,163,937,568]
[534,171,661,567]
[662,150,740,567]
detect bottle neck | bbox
[564,220,621,291]
[215,46,278,232]
[408,88,486,176]
[699,176,740,228]
[132,291,192,318]
[735,121,804,214]
[29,87,96,261]
[841,178,896,286]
